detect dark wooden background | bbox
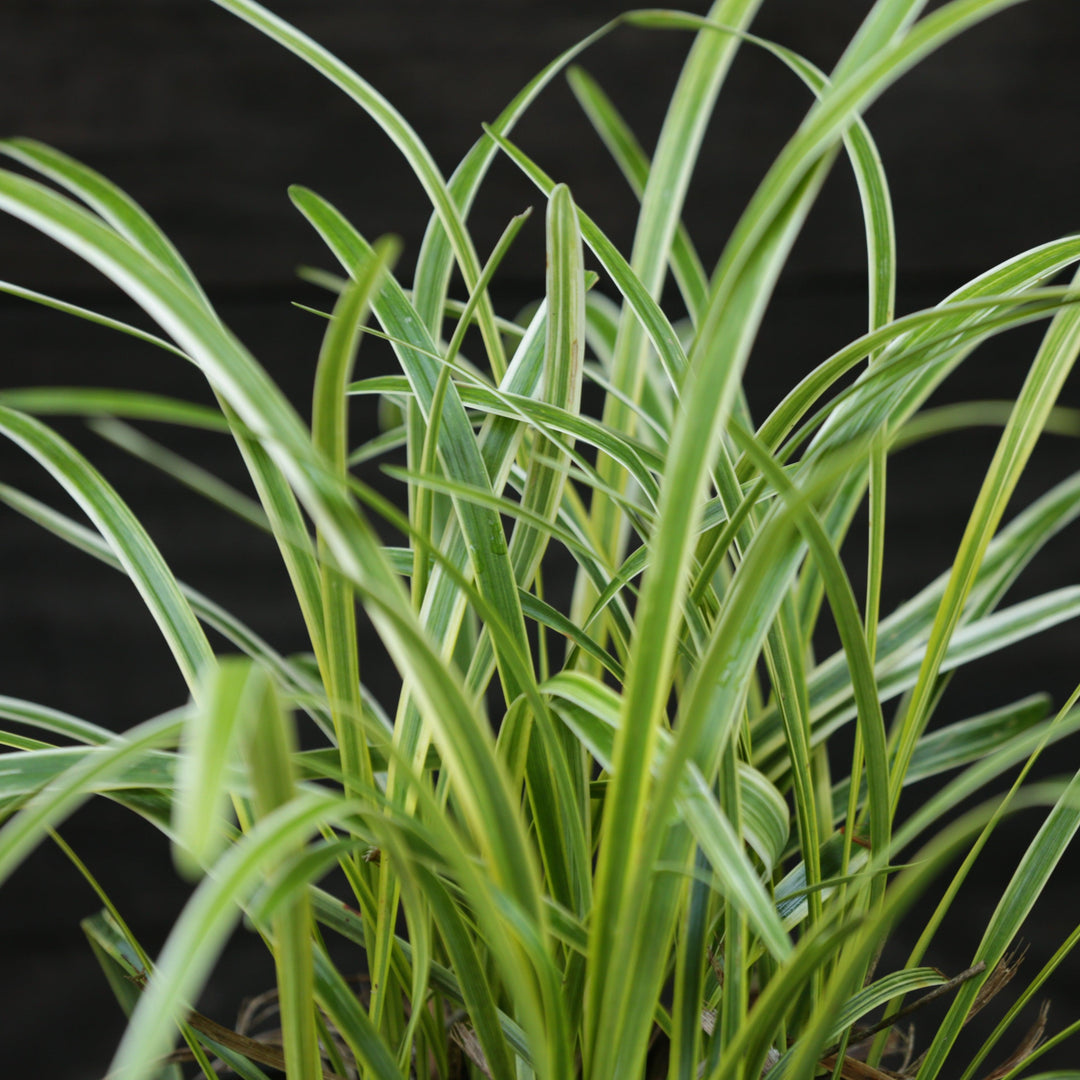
[2,1,1080,1075]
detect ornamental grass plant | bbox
[2,2,1080,1078]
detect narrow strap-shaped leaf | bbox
[0,386,228,430]
[764,967,947,1077]
[670,842,711,1080]
[622,1,1065,881]
[412,207,532,604]
[890,268,1080,809]
[574,29,894,993]
[704,920,855,1080]
[311,948,402,1080]
[404,861,519,1080]
[484,125,691,392]
[82,911,158,1021]
[585,0,762,598]
[580,24,896,792]
[410,15,618,336]
[311,886,535,1061]
[208,0,507,377]
[381,467,621,603]
[0,405,214,695]
[828,967,944,1043]
[587,161,831,1072]
[753,280,1080,466]
[376,542,627,682]
[236,662,321,1080]
[90,418,268,530]
[0,163,331,672]
[895,399,1080,449]
[781,786,1067,1080]
[580,8,899,405]
[313,243,415,1043]
[173,660,261,875]
[0,484,332,733]
[343,461,597,946]
[0,254,329,678]
[459,187,591,918]
[384,827,433,1074]
[108,790,345,1080]
[832,0,926,80]
[771,783,1070,1080]
[658,419,890,897]
[567,65,709,325]
[583,10,1074,1053]
[508,184,586,594]
[545,670,790,903]
[521,591,624,683]
[81,908,225,1080]
[311,244,396,810]
[287,200,564,1042]
[605,0,1047,989]
[0,693,112,746]
[780,285,1080,644]
[756,585,1080,781]
[349,372,664,505]
[0,279,191,360]
[878,587,1080,700]
[959,924,1080,1080]
[695,0,1039,323]
[0,709,186,891]
[755,465,1080,756]
[0,746,186,799]
[809,301,1080,470]
[0,162,547,943]
[289,190,586,1043]
[0,138,212,307]
[218,419,333,677]
[830,695,1052,820]
[761,598,826,932]
[289,185,537,710]
[906,762,1080,1078]
[302,764,540,1072]
[338,716,573,1080]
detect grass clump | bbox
[2,2,1080,1078]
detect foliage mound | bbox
[2,2,1080,1078]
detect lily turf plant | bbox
[2,1,1080,1079]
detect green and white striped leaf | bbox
[0,406,215,695]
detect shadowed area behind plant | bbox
[2,2,1080,1079]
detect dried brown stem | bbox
[850,961,988,1045]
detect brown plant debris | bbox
[165,1007,349,1080]
[819,1052,907,1079]
[978,1000,1051,1080]
[966,945,1027,1027]
[701,1007,717,1036]
[850,962,986,1047]
[847,1024,914,1067]
[449,1020,493,1078]
[236,986,282,1037]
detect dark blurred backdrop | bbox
[2,1,1080,1075]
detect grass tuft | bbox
[2,2,1080,1078]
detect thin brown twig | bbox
[164,1007,348,1080]
[849,962,987,1044]
[904,947,1027,1077]
[819,1051,906,1079]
